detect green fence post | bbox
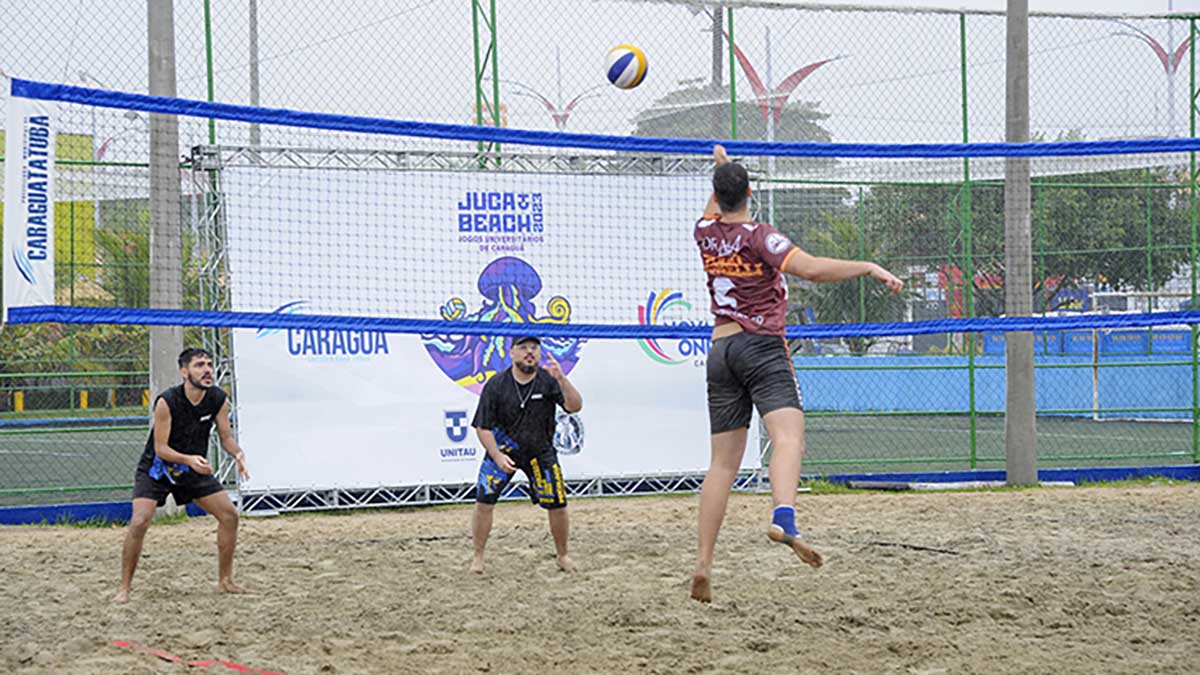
[203,0,217,144]
[960,12,977,468]
[857,187,866,322]
[1145,166,1155,354]
[471,0,501,164]
[1191,19,1199,462]
[1035,184,1045,321]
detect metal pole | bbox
[489,0,500,135]
[148,0,183,402]
[149,0,184,513]
[203,0,216,144]
[1169,0,1177,137]
[1092,327,1100,421]
[728,8,738,140]
[69,203,77,412]
[249,0,261,145]
[479,0,501,168]
[1004,0,1038,486]
[857,187,866,323]
[711,6,724,139]
[471,0,498,163]
[1146,166,1155,352]
[89,92,100,279]
[1035,184,1046,320]
[945,195,954,353]
[961,13,978,468]
[471,0,484,153]
[766,25,776,225]
[1190,18,1199,462]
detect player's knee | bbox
[710,447,744,472]
[766,422,804,450]
[771,433,804,452]
[128,512,153,533]
[214,507,239,528]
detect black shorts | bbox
[133,469,225,507]
[475,450,567,510]
[707,331,804,434]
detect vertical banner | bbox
[3,95,57,319]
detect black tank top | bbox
[137,384,228,474]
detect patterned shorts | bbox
[475,449,567,510]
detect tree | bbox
[0,200,205,411]
[859,165,1193,318]
[94,201,203,310]
[791,214,909,355]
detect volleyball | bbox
[606,44,648,90]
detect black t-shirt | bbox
[471,368,565,461]
[137,384,228,474]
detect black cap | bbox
[512,335,541,346]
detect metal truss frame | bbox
[190,156,240,484]
[191,145,717,176]
[238,469,768,516]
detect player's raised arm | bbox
[702,145,733,218]
[544,354,582,413]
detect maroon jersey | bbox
[694,217,799,336]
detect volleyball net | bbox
[3,78,1199,509]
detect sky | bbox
[4,0,1200,156]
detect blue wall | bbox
[982,328,1193,355]
[793,353,1193,418]
[0,501,207,526]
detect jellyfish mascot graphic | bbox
[422,257,586,454]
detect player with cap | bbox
[469,334,584,574]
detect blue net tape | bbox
[14,78,1200,158]
[8,306,1200,340]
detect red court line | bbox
[111,640,286,674]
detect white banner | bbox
[3,95,57,318]
[224,168,756,491]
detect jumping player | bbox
[690,146,904,602]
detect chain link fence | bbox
[2,1,1199,504]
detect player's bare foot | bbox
[768,526,824,569]
[556,555,577,573]
[112,588,130,604]
[470,556,485,575]
[217,579,250,594]
[689,570,712,603]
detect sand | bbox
[2,484,1198,674]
